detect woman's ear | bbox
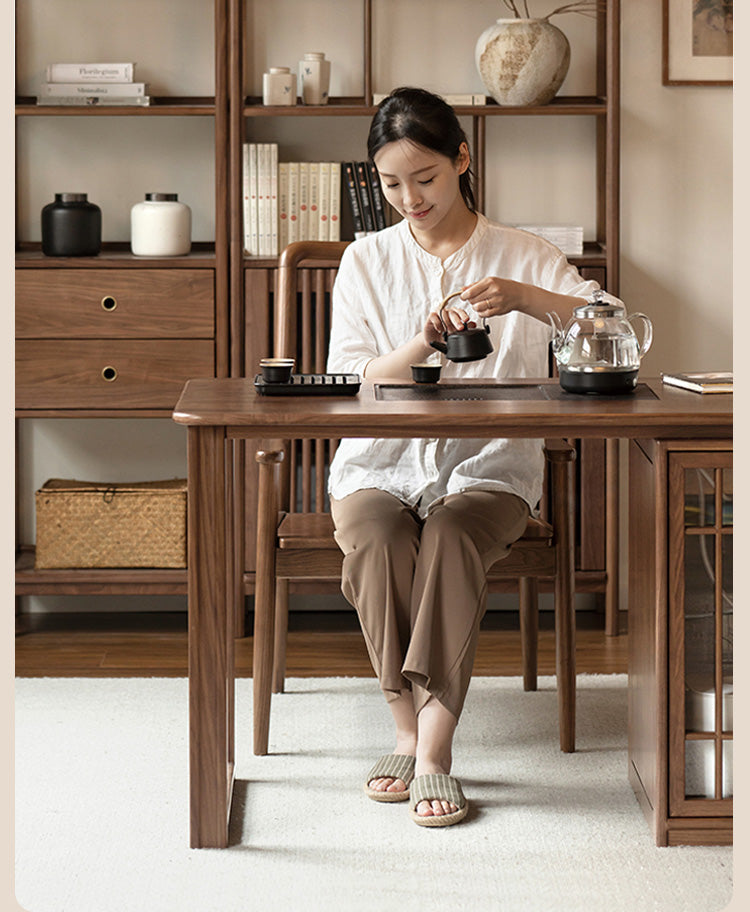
[456,142,471,176]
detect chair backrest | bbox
[275,241,350,513]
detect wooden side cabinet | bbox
[628,438,732,846]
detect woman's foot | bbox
[414,696,459,818]
[367,693,417,796]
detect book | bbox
[41,82,147,97]
[287,161,300,244]
[298,162,310,241]
[269,143,279,256]
[343,162,365,238]
[45,62,135,82]
[329,162,341,241]
[661,371,733,393]
[247,144,259,255]
[318,162,331,241]
[367,161,387,231]
[36,95,151,107]
[515,224,584,257]
[308,163,320,242]
[356,161,375,233]
[278,161,289,252]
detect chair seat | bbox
[276,510,556,579]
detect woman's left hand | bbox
[460,277,528,319]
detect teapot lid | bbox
[572,290,624,319]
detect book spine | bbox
[298,162,310,241]
[367,161,386,231]
[343,162,365,238]
[269,143,278,256]
[309,163,320,242]
[318,162,331,241]
[288,161,300,244]
[45,62,135,82]
[37,95,151,106]
[329,162,341,241]
[258,144,270,256]
[278,161,289,253]
[41,82,146,97]
[356,162,375,233]
[248,144,259,255]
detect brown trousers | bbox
[330,488,529,720]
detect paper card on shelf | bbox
[329,162,341,241]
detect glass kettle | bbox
[547,291,653,394]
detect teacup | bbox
[260,358,295,383]
[411,362,442,384]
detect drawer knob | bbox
[101,295,117,312]
[101,365,118,382]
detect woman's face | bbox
[373,139,470,234]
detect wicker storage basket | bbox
[34,478,187,569]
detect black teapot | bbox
[430,291,493,363]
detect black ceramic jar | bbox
[41,193,102,257]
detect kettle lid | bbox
[572,289,624,319]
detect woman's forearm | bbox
[363,333,435,380]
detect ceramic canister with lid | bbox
[298,52,331,105]
[262,67,297,105]
[41,193,102,257]
[130,193,192,256]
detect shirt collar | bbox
[399,212,488,268]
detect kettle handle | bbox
[437,290,488,332]
[627,312,653,357]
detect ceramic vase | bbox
[263,67,296,105]
[475,18,570,107]
[298,52,330,105]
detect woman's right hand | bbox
[422,306,476,347]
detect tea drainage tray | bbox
[374,383,547,401]
[540,383,658,401]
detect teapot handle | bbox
[437,290,488,331]
[627,312,653,357]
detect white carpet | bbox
[15,675,733,912]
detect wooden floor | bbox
[15,610,628,678]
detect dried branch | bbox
[501,0,522,15]
[542,2,605,20]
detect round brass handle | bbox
[101,365,118,382]
[101,295,117,312]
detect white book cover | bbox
[245,144,259,255]
[308,163,320,243]
[258,144,270,256]
[318,162,331,241]
[288,162,300,244]
[278,162,289,253]
[298,162,310,242]
[46,62,135,82]
[328,162,341,241]
[269,143,278,256]
[42,82,146,97]
[38,95,151,107]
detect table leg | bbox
[188,425,234,848]
[552,450,576,753]
[605,438,621,636]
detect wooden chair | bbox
[253,240,576,757]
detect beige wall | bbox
[15,0,733,611]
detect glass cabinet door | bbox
[669,449,733,815]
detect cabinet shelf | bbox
[15,547,187,595]
[16,97,217,116]
[242,95,608,118]
[16,246,218,268]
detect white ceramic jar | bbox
[263,67,296,105]
[298,52,330,105]
[131,193,191,256]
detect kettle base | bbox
[559,368,638,395]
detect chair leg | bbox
[519,577,538,692]
[254,450,283,756]
[272,579,289,693]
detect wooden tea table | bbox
[173,377,731,848]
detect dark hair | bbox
[367,87,476,213]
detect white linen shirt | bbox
[326,213,618,516]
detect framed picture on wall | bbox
[663,0,733,85]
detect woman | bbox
[326,87,618,827]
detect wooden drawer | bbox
[16,339,214,409]
[15,269,214,338]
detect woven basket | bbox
[34,478,187,569]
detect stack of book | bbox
[515,224,584,257]
[39,62,149,107]
[661,371,733,394]
[242,144,342,256]
[343,161,387,239]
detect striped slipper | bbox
[409,773,469,827]
[364,753,416,802]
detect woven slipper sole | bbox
[409,773,468,827]
[364,753,415,803]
